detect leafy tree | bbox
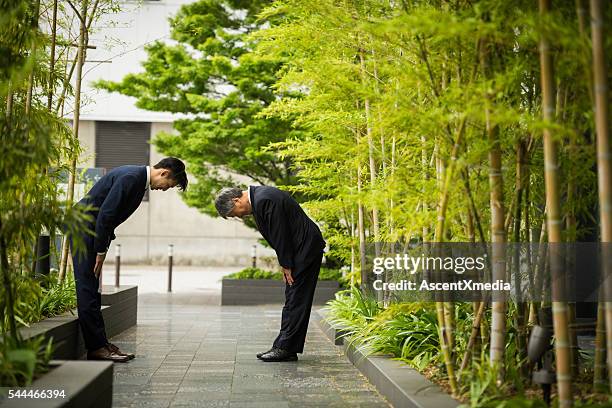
[96,0,303,220]
[254,0,610,403]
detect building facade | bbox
[75,0,272,265]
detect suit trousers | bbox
[272,251,323,353]
[70,233,108,352]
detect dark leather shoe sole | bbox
[87,354,130,363]
[260,354,298,362]
[257,348,275,359]
[107,344,135,359]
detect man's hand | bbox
[282,267,294,286]
[94,253,106,278]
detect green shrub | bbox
[325,291,441,368]
[0,334,54,387]
[324,290,559,406]
[1,272,77,330]
[324,286,381,336]
[318,267,342,281]
[224,267,283,280]
[224,266,344,281]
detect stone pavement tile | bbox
[164,355,196,361]
[170,399,230,408]
[122,358,165,367]
[114,374,153,386]
[150,371,185,383]
[147,379,183,387]
[153,369,187,378]
[127,397,174,408]
[229,392,289,403]
[175,389,231,397]
[109,293,389,408]
[230,403,289,408]
[183,369,233,378]
[190,360,234,366]
[178,382,232,393]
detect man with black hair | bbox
[214,186,326,362]
[71,157,187,362]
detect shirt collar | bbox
[247,185,251,205]
[146,166,151,190]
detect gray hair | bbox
[214,187,243,219]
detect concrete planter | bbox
[221,279,340,305]
[0,360,113,408]
[316,311,458,408]
[101,285,138,339]
[18,285,138,360]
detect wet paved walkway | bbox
[109,292,390,408]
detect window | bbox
[95,120,151,200]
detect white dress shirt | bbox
[146,165,151,190]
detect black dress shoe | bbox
[259,347,298,362]
[87,346,130,363]
[257,347,276,359]
[107,343,135,360]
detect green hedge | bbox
[224,266,343,281]
[0,272,76,387]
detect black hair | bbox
[214,187,243,219]
[153,157,188,191]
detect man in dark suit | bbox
[214,186,326,362]
[71,157,187,362]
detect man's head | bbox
[150,157,188,191]
[214,187,251,219]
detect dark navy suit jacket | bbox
[249,186,326,269]
[78,165,147,253]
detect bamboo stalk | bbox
[561,87,580,378]
[47,0,59,110]
[435,118,467,242]
[431,124,465,396]
[5,83,13,122]
[59,0,89,282]
[466,208,482,366]
[350,210,356,287]
[2,78,16,335]
[444,301,455,356]
[24,0,40,116]
[576,0,594,105]
[356,129,367,288]
[513,139,527,374]
[0,220,17,337]
[25,0,40,274]
[359,49,381,301]
[589,0,612,392]
[422,135,429,241]
[523,152,539,326]
[539,1,572,405]
[481,36,507,382]
[55,51,79,116]
[593,300,607,390]
[461,168,489,252]
[458,298,489,376]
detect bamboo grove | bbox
[249,0,612,405]
[1,0,120,385]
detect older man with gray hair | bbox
[214,185,326,362]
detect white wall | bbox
[79,0,194,123]
[72,2,276,266]
[77,120,274,265]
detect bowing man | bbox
[214,185,326,362]
[71,157,187,362]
